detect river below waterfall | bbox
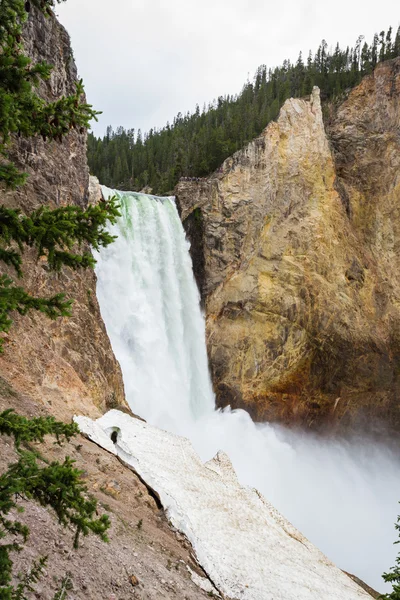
[95,188,400,592]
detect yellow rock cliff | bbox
[177,61,400,431]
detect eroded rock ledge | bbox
[176,62,400,431]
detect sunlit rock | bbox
[176,61,400,431]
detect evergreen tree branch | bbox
[0,409,79,446]
[0,199,120,275]
[0,412,110,597]
[0,249,22,276]
[2,452,110,547]
[380,511,400,598]
[12,556,48,600]
[51,574,73,600]
[0,274,74,351]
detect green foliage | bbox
[51,574,73,600]
[0,0,99,188]
[0,0,121,350]
[380,511,400,599]
[0,410,110,600]
[88,24,400,195]
[12,557,47,600]
[0,2,117,594]
[0,196,121,350]
[0,409,78,446]
[0,274,74,345]
[0,201,121,275]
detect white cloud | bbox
[56,0,399,136]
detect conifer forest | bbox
[88,26,400,194]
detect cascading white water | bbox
[96,188,214,429]
[95,187,400,592]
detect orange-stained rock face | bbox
[176,61,400,432]
[0,8,125,420]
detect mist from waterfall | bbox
[95,188,400,592]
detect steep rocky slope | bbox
[0,388,212,600]
[176,60,400,431]
[0,7,125,419]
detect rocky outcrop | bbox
[0,8,125,419]
[176,60,400,431]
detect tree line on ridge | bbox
[88,26,400,195]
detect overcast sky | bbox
[56,0,399,137]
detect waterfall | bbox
[96,188,214,429]
[95,188,400,592]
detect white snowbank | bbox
[75,410,371,600]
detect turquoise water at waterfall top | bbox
[95,188,400,592]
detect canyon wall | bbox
[0,11,218,599]
[176,60,400,431]
[0,7,125,419]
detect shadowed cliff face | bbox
[0,8,125,419]
[176,61,400,432]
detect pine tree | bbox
[371,33,379,67]
[87,23,399,196]
[361,42,371,74]
[380,511,400,599]
[386,27,393,59]
[0,2,117,596]
[379,31,386,62]
[0,410,110,599]
[394,27,400,58]
[0,0,120,349]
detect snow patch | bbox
[75,410,371,600]
[187,566,220,596]
[74,415,117,455]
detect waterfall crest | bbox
[95,187,400,592]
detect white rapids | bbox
[92,187,400,593]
